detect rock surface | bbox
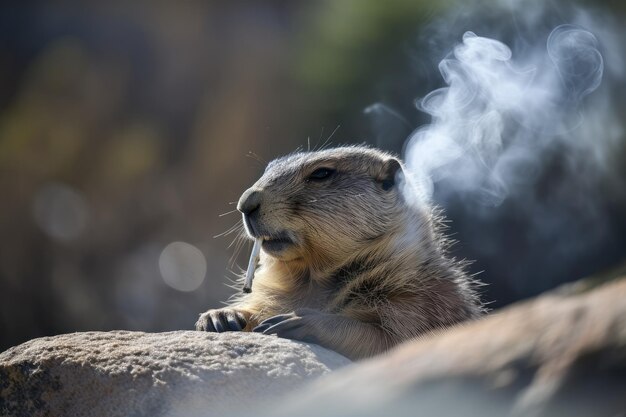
[3,272,626,417]
[272,275,626,417]
[0,331,350,417]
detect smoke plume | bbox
[404,23,612,205]
[371,0,626,304]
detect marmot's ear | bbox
[378,158,402,191]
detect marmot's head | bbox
[237,146,407,267]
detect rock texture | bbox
[3,272,626,417]
[272,275,626,417]
[0,331,350,417]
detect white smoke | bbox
[377,1,626,300]
[402,19,620,207]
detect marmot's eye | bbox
[308,167,335,181]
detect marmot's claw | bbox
[251,323,271,333]
[253,313,293,330]
[253,309,323,345]
[195,313,216,332]
[195,309,246,332]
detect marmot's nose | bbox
[237,188,262,216]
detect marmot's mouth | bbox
[260,233,293,253]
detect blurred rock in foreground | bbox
[0,331,349,417]
[273,275,626,417]
[2,274,625,417]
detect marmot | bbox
[196,146,484,360]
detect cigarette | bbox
[242,238,262,293]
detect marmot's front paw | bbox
[195,308,247,332]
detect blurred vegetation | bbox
[0,0,625,351]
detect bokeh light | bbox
[32,182,89,242]
[158,241,207,292]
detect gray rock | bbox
[0,331,350,417]
[5,273,625,417]
[272,276,626,417]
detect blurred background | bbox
[1,0,625,352]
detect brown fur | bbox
[196,146,484,360]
